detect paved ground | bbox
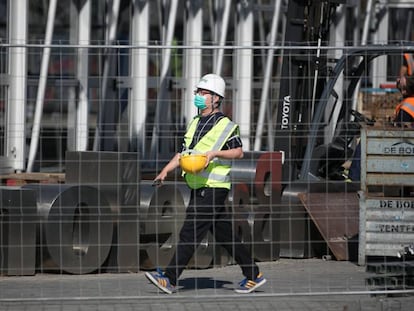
[1,258,414,310]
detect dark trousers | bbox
[165,187,259,286]
[349,143,361,181]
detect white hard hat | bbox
[196,74,226,98]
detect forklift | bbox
[275,0,414,260]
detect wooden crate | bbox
[358,126,414,265]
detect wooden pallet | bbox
[0,172,65,185]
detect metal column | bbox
[254,0,282,151]
[129,0,149,153]
[7,0,28,172]
[93,0,121,151]
[325,4,346,144]
[372,1,388,89]
[234,0,253,150]
[76,0,91,151]
[361,0,374,45]
[213,0,231,75]
[352,0,373,113]
[182,0,203,126]
[66,1,78,151]
[150,0,178,156]
[27,0,58,172]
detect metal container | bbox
[358,126,414,265]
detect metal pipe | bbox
[93,0,120,151]
[325,5,345,144]
[234,1,253,150]
[76,0,91,151]
[129,0,149,153]
[257,0,267,68]
[361,0,374,45]
[214,0,231,75]
[254,0,282,151]
[27,0,58,172]
[150,0,179,157]
[66,0,79,152]
[405,10,413,41]
[7,0,28,172]
[310,2,325,119]
[160,0,178,79]
[182,0,203,125]
[353,0,374,119]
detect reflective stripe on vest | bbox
[210,121,237,151]
[405,53,414,76]
[184,117,236,151]
[395,97,414,119]
[183,117,237,189]
[199,169,230,183]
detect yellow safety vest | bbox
[183,116,238,189]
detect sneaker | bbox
[145,268,175,294]
[234,272,267,294]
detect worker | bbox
[400,53,414,77]
[348,74,414,181]
[394,74,414,124]
[145,73,266,294]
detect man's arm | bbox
[394,109,414,126]
[204,147,243,165]
[204,127,244,162]
[154,153,181,182]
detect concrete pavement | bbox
[1,259,414,310]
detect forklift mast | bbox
[275,0,345,182]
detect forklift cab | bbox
[300,46,413,182]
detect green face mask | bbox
[194,94,207,110]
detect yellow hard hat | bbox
[179,150,207,174]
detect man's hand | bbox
[204,151,217,167]
[154,171,167,184]
[152,179,163,187]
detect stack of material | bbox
[365,258,414,292]
[359,90,401,125]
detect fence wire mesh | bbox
[1,43,414,310]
